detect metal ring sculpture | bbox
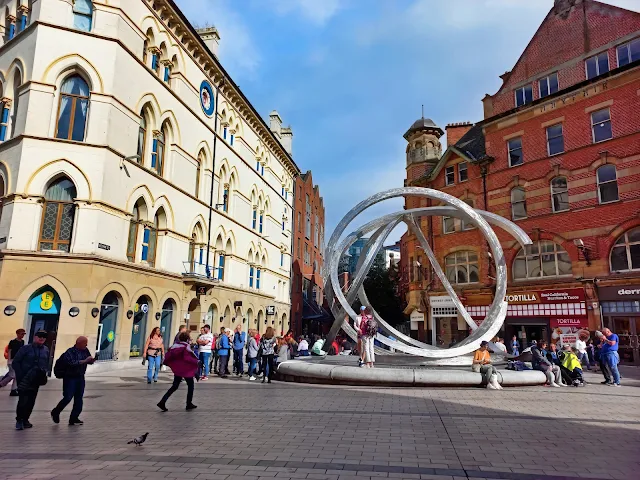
[323,187,533,359]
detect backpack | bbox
[364,316,378,337]
[53,355,67,379]
[215,335,222,350]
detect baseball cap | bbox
[34,330,48,338]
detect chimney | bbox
[196,26,220,57]
[445,122,472,148]
[280,126,293,156]
[269,110,282,138]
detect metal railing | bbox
[182,261,220,279]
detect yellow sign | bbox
[40,291,55,311]
[134,303,139,313]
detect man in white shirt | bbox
[575,337,591,370]
[197,325,214,380]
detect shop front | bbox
[430,295,470,347]
[599,285,640,365]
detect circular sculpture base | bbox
[276,360,546,388]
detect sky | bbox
[174,0,639,244]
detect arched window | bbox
[39,177,77,252]
[252,206,257,230]
[137,110,147,163]
[217,252,225,281]
[0,174,5,225]
[188,232,197,272]
[256,267,261,289]
[249,264,255,287]
[143,39,149,65]
[551,177,569,212]
[195,151,204,198]
[513,240,571,280]
[444,251,479,285]
[511,187,527,220]
[151,124,166,176]
[597,165,619,204]
[5,11,15,41]
[56,75,90,141]
[73,0,93,31]
[141,213,159,267]
[610,227,640,272]
[127,200,144,262]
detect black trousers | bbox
[16,389,39,422]
[160,375,194,405]
[262,354,275,381]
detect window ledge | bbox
[512,274,574,283]
[552,209,570,214]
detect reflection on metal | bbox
[323,187,532,360]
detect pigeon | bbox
[127,432,149,446]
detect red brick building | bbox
[401,0,640,364]
[291,171,325,336]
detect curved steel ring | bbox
[324,187,532,359]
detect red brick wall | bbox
[445,123,473,147]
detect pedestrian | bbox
[259,327,277,384]
[0,328,26,397]
[511,335,520,356]
[532,341,564,387]
[213,326,225,374]
[232,325,246,376]
[276,337,289,366]
[472,341,501,389]
[173,324,187,344]
[600,327,621,386]
[586,338,595,367]
[575,334,591,371]
[157,331,198,412]
[247,329,259,381]
[143,327,165,384]
[12,330,50,430]
[354,306,367,366]
[51,336,95,425]
[196,324,213,381]
[217,326,230,378]
[360,313,376,368]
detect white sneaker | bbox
[559,382,568,387]
[249,376,256,381]
[486,383,497,390]
[550,382,561,387]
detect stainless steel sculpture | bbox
[323,187,533,359]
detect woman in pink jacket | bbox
[157,332,198,411]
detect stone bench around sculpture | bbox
[276,361,547,387]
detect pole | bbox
[205,78,224,278]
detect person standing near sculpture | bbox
[0,328,26,396]
[12,330,50,430]
[360,314,376,368]
[259,327,277,383]
[600,328,621,386]
[511,335,520,356]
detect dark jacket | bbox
[12,343,50,391]
[61,346,92,378]
[531,346,552,372]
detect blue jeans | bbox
[199,352,211,377]
[248,357,257,376]
[53,377,85,420]
[233,349,244,374]
[578,352,591,370]
[147,355,162,382]
[604,352,621,384]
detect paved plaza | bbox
[0,365,639,480]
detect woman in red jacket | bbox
[157,332,198,412]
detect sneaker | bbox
[9,390,18,397]
[601,381,612,384]
[608,383,621,387]
[147,381,151,384]
[201,376,208,381]
[23,420,33,428]
[249,376,256,381]
[186,403,197,411]
[358,359,363,367]
[157,402,168,412]
[51,410,60,424]
[69,418,84,426]
[15,421,23,430]
[153,379,158,383]
[550,383,561,388]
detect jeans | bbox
[146,355,162,382]
[248,357,257,376]
[218,355,229,376]
[16,389,38,422]
[233,349,244,374]
[0,362,17,391]
[53,377,85,420]
[160,375,194,406]
[577,352,591,370]
[604,352,621,384]
[262,354,275,381]
[479,364,497,385]
[199,352,211,377]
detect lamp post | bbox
[205,78,224,278]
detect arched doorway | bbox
[207,303,218,332]
[130,295,151,357]
[188,297,200,333]
[97,291,120,361]
[246,309,253,330]
[257,310,264,332]
[161,299,175,351]
[27,286,61,368]
[222,306,231,329]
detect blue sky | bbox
[175,0,638,243]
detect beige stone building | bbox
[0,0,299,368]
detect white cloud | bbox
[271,0,343,25]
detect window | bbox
[230,133,234,146]
[445,251,479,285]
[256,160,259,171]
[258,211,263,233]
[195,158,201,198]
[304,243,310,265]
[0,175,5,225]
[511,187,527,220]
[443,216,455,234]
[591,108,612,143]
[223,187,229,213]
[0,100,10,141]
[55,75,90,141]
[281,186,285,196]
[39,177,77,252]
[217,254,225,281]
[5,16,15,41]
[445,165,455,185]
[617,38,640,67]
[163,64,171,83]
[252,208,257,229]
[256,268,261,289]
[141,225,157,265]
[314,216,319,245]
[73,0,93,31]
[508,137,523,167]
[596,164,619,204]
[137,112,146,162]
[305,195,311,239]
[416,255,423,282]
[585,52,609,80]
[538,73,559,99]
[280,253,284,267]
[458,162,468,182]
[18,10,27,32]
[513,240,571,280]
[297,238,300,259]
[551,177,569,212]
[610,227,640,272]
[151,128,165,175]
[127,203,142,262]
[297,212,301,232]
[460,199,475,230]
[409,256,414,282]
[515,85,533,107]
[249,265,255,287]
[546,124,564,156]
[151,52,160,74]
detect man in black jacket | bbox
[51,336,94,426]
[12,330,50,430]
